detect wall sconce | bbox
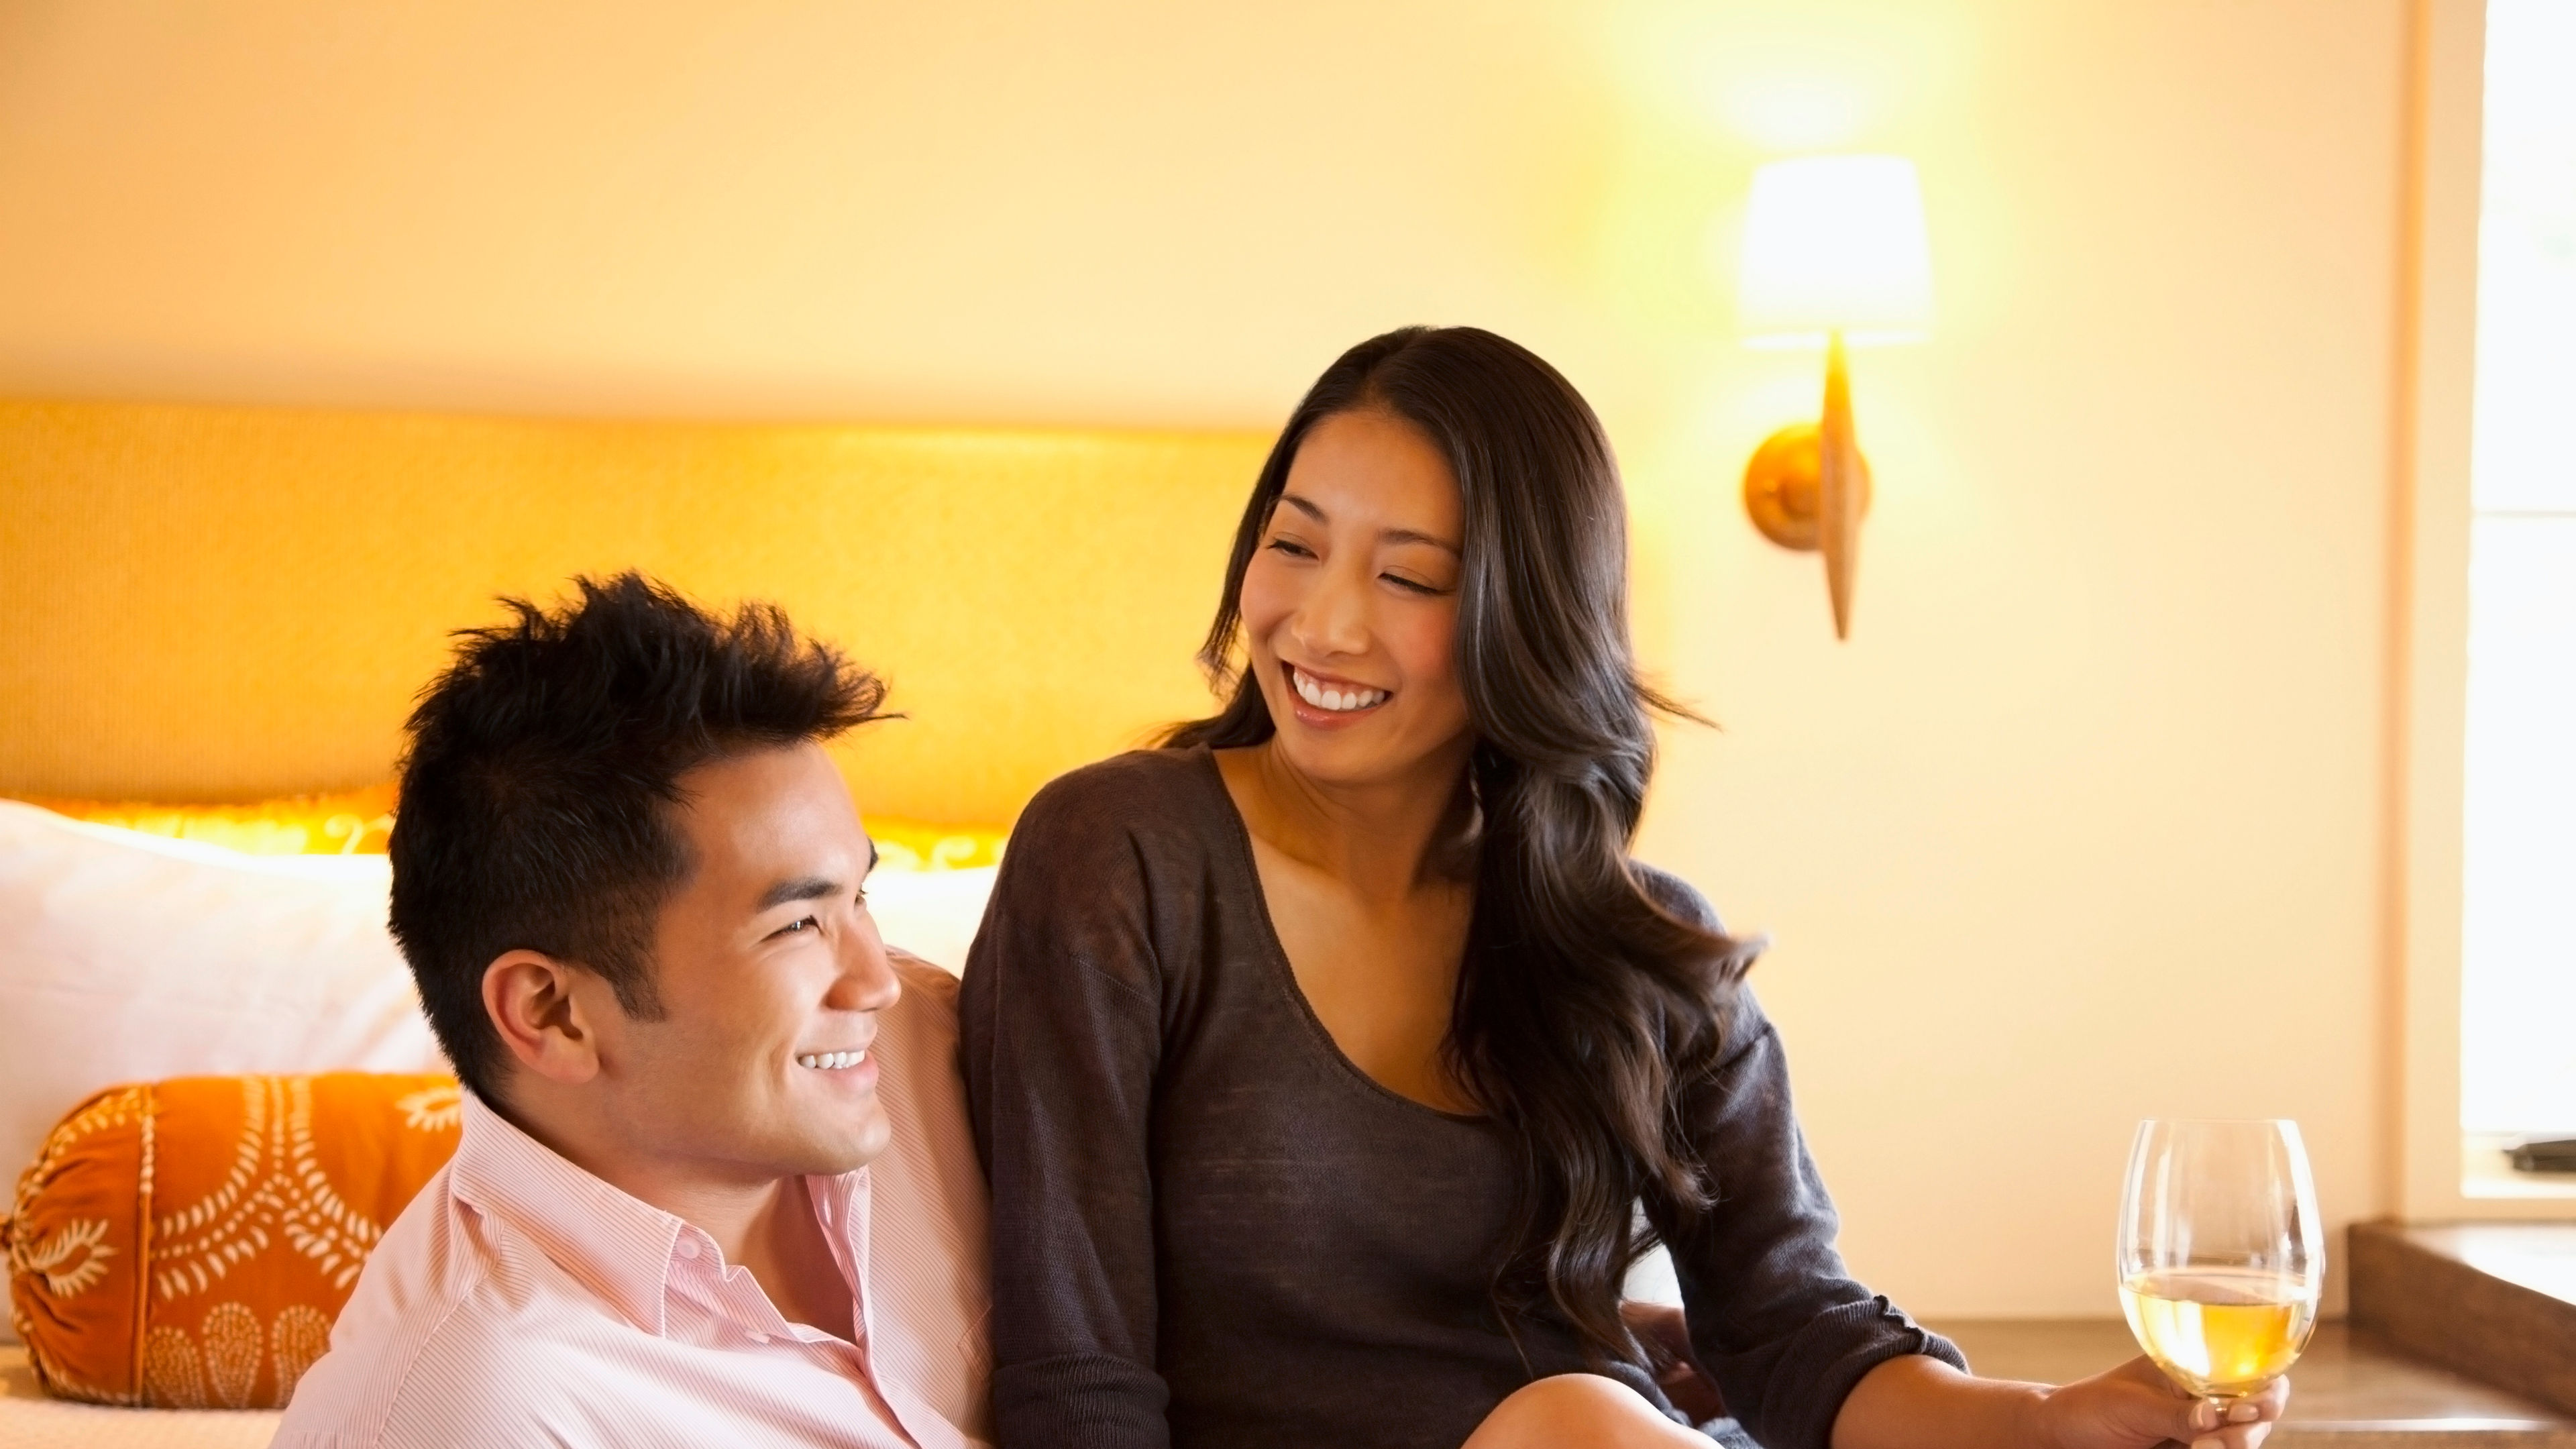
[1737,155,1933,640]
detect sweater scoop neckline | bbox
[1181,743,1495,1130]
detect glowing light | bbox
[1737,155,1934,349]
[1725,77,1870,153]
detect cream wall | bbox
[0,0,2408,1317]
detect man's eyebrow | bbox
[758,876,841,912]
[1277,494,1460,555]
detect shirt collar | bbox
[446,1089,867,1338]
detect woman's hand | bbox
[1619,1301,1725,1424]
[2029,1356,2290,1449]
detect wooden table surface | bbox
[1935,1320,2576,1449]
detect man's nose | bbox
[834,916,902,1012]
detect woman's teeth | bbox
[1291,667,1388,713]
[797,1051,866,1070]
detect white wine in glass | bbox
[2116,1119,2323,1404]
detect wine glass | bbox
[2116,1119,2324,1407]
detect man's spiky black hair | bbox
[388,572,888,1104]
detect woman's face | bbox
[1238,407,1474,791]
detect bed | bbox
[0,398,1270,1446]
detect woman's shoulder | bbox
[1627,859,1725,934]
[979,747,1235,971]
[1624,861,1776,1044]
[1010,745,1229,850]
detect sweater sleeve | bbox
[958,768,1175,1449]
[1634,870,1966,1449]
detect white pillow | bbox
[0,804,445,1344]
[0,805,445,1169]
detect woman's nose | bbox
[1292,562,1371,656]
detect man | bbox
[276,573,989,1448]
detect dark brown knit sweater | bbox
[959,747,1960,1449]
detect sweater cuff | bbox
[1751,1297,1968,1449]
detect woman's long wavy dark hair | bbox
[1165,325,1760,1364]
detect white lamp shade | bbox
[1738,154,1934,347]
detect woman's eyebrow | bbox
[1379,527,1460,555]
[1279,493,1459,555]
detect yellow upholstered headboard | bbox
[0,400,1271,825]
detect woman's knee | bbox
[1463,1373,1703,1449]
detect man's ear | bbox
[482,950,604,1086]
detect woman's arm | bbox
[1658,1004,2289,1449]
[1833,1349,2288,1449]
[957,777,1173,1449]
[1646,986,1967,1449]
[1637,873,2288,1449]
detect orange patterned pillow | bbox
[4,1073,462,1408]
[27,786,398,855]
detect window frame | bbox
[2396,0,2576,1221]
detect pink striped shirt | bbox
[274,957,991,1449]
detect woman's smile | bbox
[1284,661,1391,718]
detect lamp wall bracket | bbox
[1741,421,1873,553]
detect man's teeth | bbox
[796,1051,867,1070]
[1291,667,1388,713]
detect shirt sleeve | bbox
[1635,872,1966,1449]
[958,769,1174,1449]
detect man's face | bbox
[582,741,900,1185]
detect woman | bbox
[959,327,2285,1449]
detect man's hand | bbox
[1619,1301,1725,1426]
[2029,1356,2289,1449]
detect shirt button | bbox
[748,1330,771,1344]
[674,1237,700,1260]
